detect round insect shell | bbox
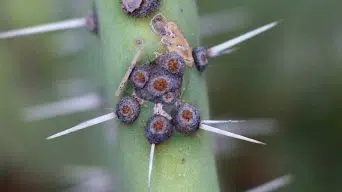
[129,65,150,89]
[120,0,160,17]
[157,89,180,105]
[156,52,185,76]
[193,47,208,72]
[150,13,168,36]
[172,103,201,134]
[147,72,179,98]
[145,115,173,144]
[134,86,156,102]
[115,96,141,124]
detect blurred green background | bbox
[1,0,341,191]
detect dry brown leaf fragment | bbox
[161,22,194,66]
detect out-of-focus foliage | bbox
[198,0,342,191]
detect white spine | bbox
[46,113,116,140]
[0,18,86,39]
[148,144,155,192]
[200,124,266,145]
[208,21,279,57]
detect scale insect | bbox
[120,0,161,17]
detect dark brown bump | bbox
[168,59,179,73]
[121,105,131,116]
[153,120,164,132]
[121,0,143,13]
[135,72,146,83]
[153,79,168,91]
[164,93,172,100]
[181,110,193,121]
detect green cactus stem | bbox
[96,0,220,191]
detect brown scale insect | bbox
[162,22,194,65]
[150,13,194,66]
[120,0,160,17]
[121,0,143,13]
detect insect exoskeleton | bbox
[192,47,208,72]
[120,0,161,17]
[150,13,168,36]
[145,114,173,144]
[115,96,141,124]
[155,89,180,105]
[172,103,201,134]
[147,71,180,97]
[155,52,185,77]
[129,65,151,89]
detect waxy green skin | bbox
[96,0,219,191]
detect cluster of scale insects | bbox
[116,51,201,145]
[0,0,280,190]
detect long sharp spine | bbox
[46,113,116,140]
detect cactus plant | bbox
[0,0,279,191]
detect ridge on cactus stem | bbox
[0,10,99,39]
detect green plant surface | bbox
[96,0,219,191]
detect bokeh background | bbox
[1,0,341,191]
